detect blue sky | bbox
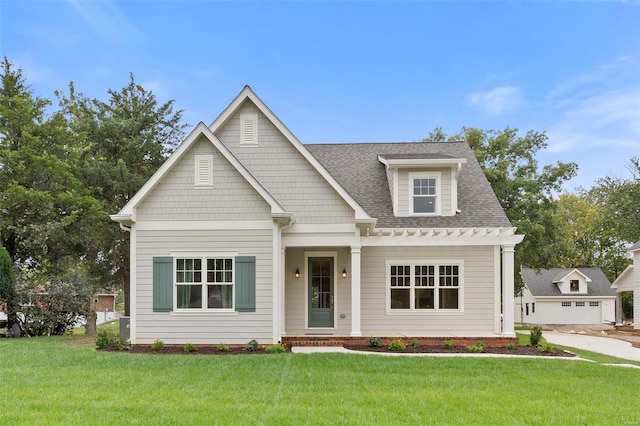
[2,0,639,191]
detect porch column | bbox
[280,247,286,337]
[350,245,362,337]
[502,244,516,337]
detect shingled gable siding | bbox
[136,229,273,344]
[397,167,453,217]
[135,137,271,221]
[214,101,355,225]
[359,245,497,336]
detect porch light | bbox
[295,268,300,279]
[342,267,348,279]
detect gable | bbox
[214,99,356,225]
[522,268,615,297]
[136,136,272,221]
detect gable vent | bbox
[240,113,258,145]
[194,155,213,186]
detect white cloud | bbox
[68,0,136,44]
[466,86,526,115]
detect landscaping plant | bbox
[529,326,543,346]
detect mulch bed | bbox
[99,344,574,357]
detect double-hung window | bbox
[176,257,234,310]
[409,172,440,215]
[388,261,461,311]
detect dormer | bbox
[378,153,467,217]
[553,269,591,295]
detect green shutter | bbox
[235,256,256,312]
[153,257,173,312]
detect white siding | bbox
[635,251,640,330]
[136,137,271,221]
[526,299,615,325]
[397,167,453,217]
[134,228,274,344]
[360,245,498,336]
[215,101,355,224]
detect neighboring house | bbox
[111,86,524,345]
[94,292,118,325]
[611,240,640,328]
[516,268,616,325]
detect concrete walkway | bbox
[541,331,640,362]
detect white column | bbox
[502,244,516,337]
[350,245,362,337]
[280,247,286,337]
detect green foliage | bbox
[151,340,164,351]
[264,344,286,354]
[409,338,420,349]
[95,330,130,350]
[16,278,90,336]
[538,341,555,353]
[388,339,406,351]
[217,343,229,352]
[529,326,543,347]
[443,339,454,349]
[366,337,384,347]
[0,246,15,302]
[244,339,259,352]
[466,342,485,353]
[184,343,197,353]
[506,342,517,350]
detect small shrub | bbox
[466,342,485,353]
[409,338,420,349]
[217,343,229,352]
[506,342,516,350]
[366,337,383,347]
[151,340,164,351]
[443,339,454,349]
[95,330,109,348]
[538,341,555,354]
[265,343,286,354]
[184,343,197,353]
[244,339,259,352]
[529,326,543,346]
[388,339,406,351]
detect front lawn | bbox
[0,335,639,425]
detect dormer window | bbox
[570,280,579,292]
[409,172,441,215]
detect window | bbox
[561,301,572,307]
[525,303,529,316]
[570,279,579,292]
[532,302,535,313]
[388,262,461,311]
[575,301,585,307]
[589,301,599,307]
[409,172,440,215]
[176,257,234,310]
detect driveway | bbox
[541,331,640,362]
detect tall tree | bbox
[0,246,16,329]
[424,127,578,294]
[58,74,188,319]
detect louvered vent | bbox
[240,114,258,145]
[194,155,213,186]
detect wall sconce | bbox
[342,267,348,279]
[294,268,300,279]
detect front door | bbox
[308,257,334,328]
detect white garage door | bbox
[561,301,601,324]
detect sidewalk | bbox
[540,331,640,362]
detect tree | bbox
[0,246,16,330]
[57,74,188,320]
[424,127,578,294]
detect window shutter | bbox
[240,114,258,145]
[194,155,213,186]
[153,257,173,312]
[235,256,256,312]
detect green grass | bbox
[1,336,639,424]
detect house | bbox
[111,86,524,345]
[94,292,118,325]
[516,268,616,325]
[611,240,640,328]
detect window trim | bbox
[569,279,579,292]
[385,259,463,314]
[408,172,441,216]
[171,251,238,312]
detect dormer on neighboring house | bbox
[378,153,467,217]
[553,269,591,295]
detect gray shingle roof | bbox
[630,241,640,251]
[522,268,616,297]
[306,141,512,228]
